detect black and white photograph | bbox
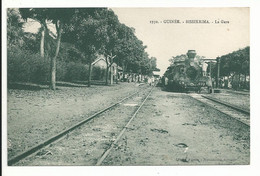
[2,0,260,176]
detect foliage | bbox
[56,60,67,81]
[64,62,89,82]
[7,9,25,47]
[63,8,108,59]
[169,54,206,66]
[7,47,90,83]
[58,42,86,63]
[63,8,156,75]
[7,8,158,88]
[169,54,187,65]
[8,47,50,83]
[22,32,39,53]
[211,47,250,77]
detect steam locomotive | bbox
[163,50,212,92]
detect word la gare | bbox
[215,19,229,24]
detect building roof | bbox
[92,55,106,65]
[91,55,119,68]
[202,58,217,63]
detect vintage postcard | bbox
[2,1,260,176]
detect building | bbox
[91,55,121,84]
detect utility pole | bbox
[209,61,214,93]
[209,62,212,77]
[216,57,221,88]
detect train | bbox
[163,50,212,93]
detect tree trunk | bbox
[50,21,63,90]
[238,73,241,89]
[88,61,92,87]
[105,55,116,85]
[122,62,128,82]
[110,66,113,85]
[40,20,49,58]
[40,26,45,58]
[105,63,109,86]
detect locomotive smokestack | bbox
[187,50,197,59]
[187,50,197,67]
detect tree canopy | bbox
[211,47,250,77]
[7,8,158,88]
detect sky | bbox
[112,8,250,75]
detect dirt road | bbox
[14,87,249,165]
[8,82,148,159]
[103,88,250,165]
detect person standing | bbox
[165,77,168,86]
[207,76,213,93]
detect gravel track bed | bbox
[102,88,250,165]
[14,90,150,165]
[7,82,148,159]
[9,87,250,165]
[206,92,250,111]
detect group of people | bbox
[119,73,157,86]
[147,76,156,86]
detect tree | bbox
[217,47,250,77]
[169,54,187,66]
[96,9,121,85]
[61,8,157,85]
[7,8,25,48]
[149,57,157,71]
[19,8,50,58]
[121,31,148,74]
[209,47,250,89]
[19,8,76,90]
[43,9,76,90]
[63,8,108,87]
[112,24,135,74]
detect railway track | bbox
[226,90,250,96]
[8,87,154,166]
[188,93,250,127]
[96,86,154,165]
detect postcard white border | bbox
[2,1,260,176]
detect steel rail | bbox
[96,86,154,166]
[226,90,250,96]
[189,94,250,127]
[8,88,150,166]
[201,95,250,115]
